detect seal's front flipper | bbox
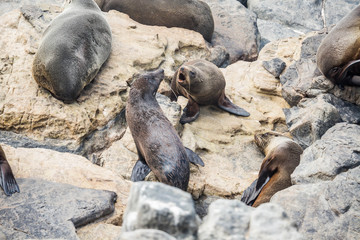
[336,59,360,86]
[0,162,20,196]
[218,91,250,117]
[185,147,204,167]
[130,160,151,182]
[180,98,200,124]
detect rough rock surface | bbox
[1,144,131,225]
[203,0,260,63]
[262,58,286,78]
[77,223,123,240]
[122,182,200,240]
[272,169,360,240]
[198,199,302,240]
[118,229,176,240]
[0,178,117,240]
[292,123,360,184]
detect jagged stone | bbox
[262,58,286,78]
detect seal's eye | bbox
[190,71,196,78]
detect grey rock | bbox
[198,199,302,240]
[194,195,222,218]
[156,93,182,133]
[203,0,260,63]
[0,0,64,16]
[292,123,360,184]
[119,229,176,240]
[122,182,200,240]
[324,0,359,27]
[236,0,247,7]
[262,58,286,78]
[284,94,342,149]
[0,178,117,240]
[207,45,230,68]
[271,176,360,240]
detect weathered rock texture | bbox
[203,0,260,63]
[198,199,302,240]
[118,229,176,240]
[122,182,200,240]
[292,123,360,184]
[0,178,117,240]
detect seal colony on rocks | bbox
[126,69,204,191]
[317,4,360,88]
[0,145,20,196]
[241,132,303,207]
[99,0,214,42]
[32,0,112,103]
[170,59,250,124]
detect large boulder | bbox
[0,178,116,240]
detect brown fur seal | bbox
[241,132,303,207]
[100,0,214,42]
[32,0,112,103]
[126,69,204,191]
[170,59,250,124]
[0,146,20,196]
[317,5,360,88]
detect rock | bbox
[1,144,131,225]
[0,178,117,240]
[118,229,176,240]
[262,58,286,78]
[324,0,360,26]
[207,45,230,68]
[203,0,260,63]
[292,123,360,184]
[271,174,360,240]
[284,94,343,149]
[0,7,211,152]
[237,0,247,7]
[122,182,200,240]
[77,223,123,240]
[194,195,222,218]
[0,0,64,16]
[198,199,302,240]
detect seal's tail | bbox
[0,162,20,196]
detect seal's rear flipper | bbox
[185,147,204,167]
[130,160,151,182]
[0,162,20,196]
[180,98,200,124]
[218,92,250,117]
[335,59,360,86]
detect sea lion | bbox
[241,131,303,207]
[316,5,360,88]
[32,0,112,103]
[0,145,20,196]
[126,69,204,191]
[100,0,214,42]
[170,59,250,124]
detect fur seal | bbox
[317,5,360,88]
[100,0,214,42]
[32,0,112,103]
[0,146,20,196]
[241,131,303,207]
[126,69,204,191]
[170,59,250,124]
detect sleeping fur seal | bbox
[241,131,303,207]
[0,145,20,196]
[170,59,250,124]
[32,0,112,103]
[317,5,360,88]
[100,0,214,42]
[126,69,204,191]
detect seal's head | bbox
[254,131,291,155]
[131,68,164,97]
[175,64,204,95]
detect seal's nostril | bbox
[180,67,185,71]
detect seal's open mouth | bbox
[178,73,186,83]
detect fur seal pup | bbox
[241,132,303,207]
[0,146,20,196]
[170,59,250,124]
[317,5,360,88]
[126,69,204,191]
[32,0,112,103]
[100,0,214,42]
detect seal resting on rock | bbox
[317,4,360,88]
[241,132,303,207]
[100,0,214,42]
[0,146,20,196]
[126,69,204,191]
[32,0,112,103]
[170,59,250,124]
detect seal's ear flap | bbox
[217,91,250,117]
[0,161,20,196]
[185,147,204,167]
[130,159,151,182]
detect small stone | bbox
[118,229,176,240]
[262,58,286,78]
